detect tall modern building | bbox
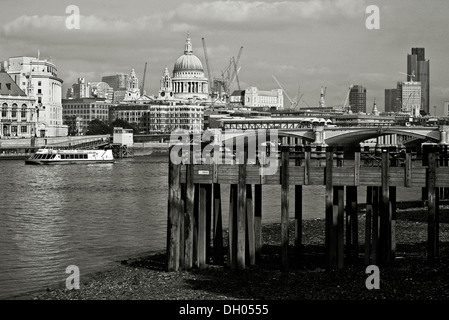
[385,88,399,113]
[407,47,430,114]
[397,81,421,117]
[102,73,128,91]
[349,85,366,113]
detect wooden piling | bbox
[295,144,303,257]
[168,139,449,272]
[336,186,344,269]
[228,184,238,268]
[184,145,195,268]
[167,146,181,271]
[246,185,256,266]
[427,146,437,262]
[325,146,335,267]
[213,183,224,265]
[236,148,247,269]
[380,148,391,265]
[197,184,207,268]
[281,145,290,271]
[179,183,185,268]
[254,184,263,261]
[390,186,397,260]
[346,186,358,264]
[372,186,379,265]
[205,184,212,263]
[365,186,373,265]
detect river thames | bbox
[0,155,421,299]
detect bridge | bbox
[218,125,449,147]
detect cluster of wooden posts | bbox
[167,141,447,271]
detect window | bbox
[38,81,41,86]
[6,83,11,90]
[38,89,42,94]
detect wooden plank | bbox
[246,166,262,184]
[281,146,290,271]
[309,167,325,185]
[193,165,214,184]
[289,166,305,185]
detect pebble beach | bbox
[7,205,449,302]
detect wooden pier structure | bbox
[167,140,447,271]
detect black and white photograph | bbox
[1,0,449,316]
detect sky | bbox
[0,0,448,115]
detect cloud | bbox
[176,0,365,28]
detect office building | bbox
[385,89,399,113]
[62,98,114,134]
[397,81,421,117]
[0,72,37,138]
[349,85,367,113]
[243,87,283,110]
[407,47,430,114]
[1,56,68,137]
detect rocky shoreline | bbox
[7,205,449,301]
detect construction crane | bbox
[231,56,241,91]
[399,70,416,82]
[229,46,243,91]
[140,62,147,96]
[202,38,214,95]
[272,75,302,110]
[342,84,354,113]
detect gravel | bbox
[11,206,449,301]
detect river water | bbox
[0,155,421,299]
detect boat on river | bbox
[24,148,114,165]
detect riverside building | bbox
[0,72,37,138]
[62,98,114,134]
[1,56,68,137]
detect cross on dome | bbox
[184,32,193,55]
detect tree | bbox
[86,119,109,135]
